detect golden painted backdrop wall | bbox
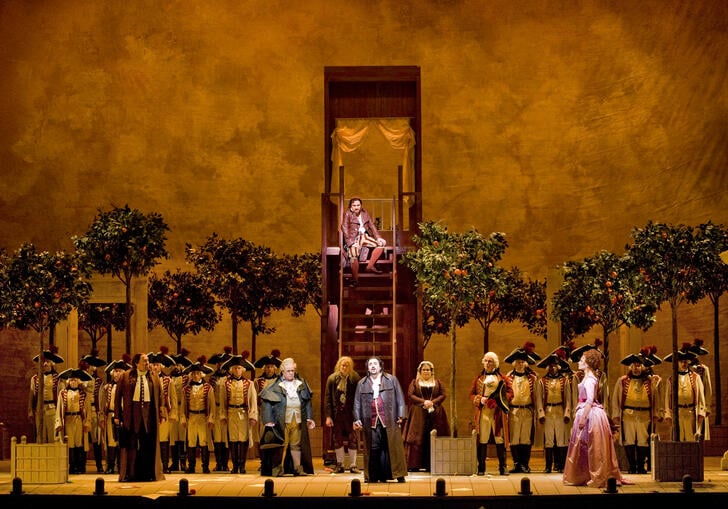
[1,0,726,438]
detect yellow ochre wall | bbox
[1,0,726,440]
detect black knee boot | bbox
[177,442,187,472]
[239,443,249,474]
[68,447,78,474]
[229,441,239,473]
[544,447,553,473]
[160,442,171,473]
[93,443,103,473]
[496,444,508,475]
[185,447,197,474]
[521,444,532,473]
[476,443,486,475]
[637,446,649,474]
[202,446,211,473]
[624,445,637,473]
[556,446,567,472]
[170,441,179,471]
[509,445,522,473]
[105,446,116,474]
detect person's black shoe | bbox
[509,464,523,474]
[397,476,406,483]
[499,466,509,476]
[522,464,531,473]
[477,470,485,476]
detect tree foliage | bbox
[693,221,728,424]
[73,205,170,352]
[623,221,706,440]
[186,234,290,359]
[147,269,222,353]
[401,221,509,436]
[0,242,92,442]
[284,251,323,317]
[552,250,658,366]
[77,302,127,351]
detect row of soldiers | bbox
[470,337,712,476]
[28,344,284,475]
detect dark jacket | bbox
[259,376,315,474]
[341,208,382,248]
[353,372,407,479]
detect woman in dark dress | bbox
[402,361,450,471]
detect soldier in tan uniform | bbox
[149,347,177,473]
[99,356,132,474]
[664,344,706,442]
[504,342,542,474]
[55,367,93,474]
[220,353,258,473]
[611,352,658,474]
[689,338,712,441]
[536,348,572,473]
[28,347,64,444]
[180,357,215,473]
[169,348,192,471]
[208,346,233,471]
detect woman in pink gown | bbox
[563,348,629,488]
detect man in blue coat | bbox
[259,357,315,476]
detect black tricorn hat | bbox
[58,368,93,382]
[569,339,605,362]
[640,345,662,366]
[663,342,698,363]
[81,351,107,367]
[33,346,64,365]
[148,346,176,368]
[254,349,282,369]
[222,352,256,373]
[689,338,709,356]
[209,346,234,365]
[620,353,654,367]
[105,358,132,375]
[259,424,285,449]
[485,380,510,414]
[504,341,540,365]
[537,353,570,371]
[172,348,193,367]
[182,356,213,375]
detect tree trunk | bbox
[712,296,722,425]
[34,329,46,443]
[449,319,457,437]
[482,326,490,357]
[670,303,679,442]
[125,279,132,354]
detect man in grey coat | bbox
[353,356,407,483]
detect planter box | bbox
[11,435,68,484]
[430,429,476,475]
[651,435,703,482]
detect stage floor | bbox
[2,455,727,499]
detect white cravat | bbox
[134,372,150,403]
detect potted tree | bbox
[624,221,706,481]
[147,268,222,353]
[73,205,170,353]
[0,243,92,482]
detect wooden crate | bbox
[651,435,703,482]
[11,435,68,484]
[430,429,476,475]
